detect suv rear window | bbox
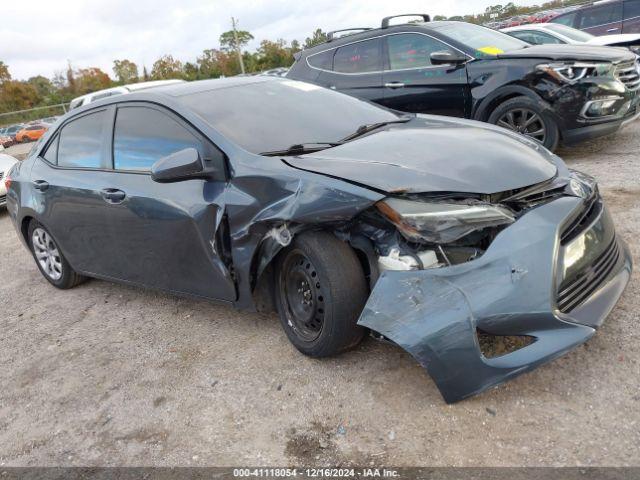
[333,39,381,73]
[308,50,334,70]
[551,12,578,27]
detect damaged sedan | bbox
[4,77,632,403]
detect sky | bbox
[0,0,539,80]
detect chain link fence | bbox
[0,103,70,128]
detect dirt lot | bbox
[0,125,639,467]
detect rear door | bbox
[379,33,469,117]
[578,2,623,35]
[623,0,640,33]
[100,103,236,301]
[316,37,384,104]
[30,107,121,276]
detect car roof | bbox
[502,24,553,32]
[144,76,277,97]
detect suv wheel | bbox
[274,231,367,358]
[488,96,560,151]
[28,221,86,289]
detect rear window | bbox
[543,24,594,41]
[177,79,400,154]
[333,39,381,73]
[551,12,578,27]
[307,50,334,70]
[57,110,106,168]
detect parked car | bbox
[15,124,47,143]
[551,0,640,35]
[286,16,640,151]
[0,153,19,208]
[4,76,632,403]
[69,79,186,110]
[0,135,13,148]
[504,22,640,52]
[1,124,25,141]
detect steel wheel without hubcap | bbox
[280,251,325,342]
[497,108,547,144]
[31,227,63,281]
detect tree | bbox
[182,62,200,81]
[27,76,55,98]
[113,59,139,84]
[151,55,184,80]
[303,29,327,49]
[0,81,40,113]
[0,61,10,83]
[66,61,76,93]
[142,66,150,81]
[219,30,254,52]
[74,68,112,94]
[255,39,295,70]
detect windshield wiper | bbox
[340,115,414,142]
[260,142,343,156]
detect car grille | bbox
[0,194,6,205]
[0,171,4,181]
[557,237,620,314]
[615,61,640,91]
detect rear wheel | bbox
[28,221,86,289]
[488,96,560,151]
[21,136,30,143]
[275,231,368,358]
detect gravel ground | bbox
[0,124,639,467]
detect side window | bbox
[625,0,640,19]
[333,39,381,73]
[308,50,334,70]
[552,12,578,26]
[113,106,203,171]
[58,110,106,168]
[509,31,538,44]
[386,34,455,70]
[42,135,59,164]
[580,4,622,28]
[532,32,564,44]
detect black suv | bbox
[287,15,640,150]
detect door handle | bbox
[101,188,126,204]
[384,82,405,89]
[33,180,49,191]
[607,28,619,32]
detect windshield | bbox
[543,24,595,42]
[178,79,400,154]
[430,22,529,56]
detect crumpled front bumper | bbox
[357,195,632,403]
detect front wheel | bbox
[274,232,368,358]
[488,96,560,151]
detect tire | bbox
[274,231,368,358]
[28,220,86,289]
[21,136,30,143]
[488,96,560,151]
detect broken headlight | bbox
[377,198,515,244]
[537,62,613,83]
[568,169,597,199]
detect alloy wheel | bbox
[32,228,63,281]
[497,108,547,144]
[281,251,325,342]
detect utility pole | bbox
[231,17,246,74]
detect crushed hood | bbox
[497,44,635,63]
[286,117,557,195]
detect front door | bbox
[379,33,469,117]
[100,103,236,301]
[579,3,623,35]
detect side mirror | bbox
[151,147,204,183]
[430,50,468,66]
